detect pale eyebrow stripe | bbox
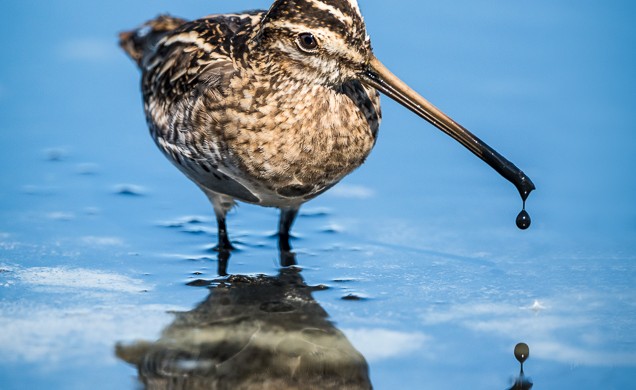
[268,20,343,40]
[306,0,353,26]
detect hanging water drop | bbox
[515,198,531,230]
[516,209,531,230]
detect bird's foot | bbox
[212,242,235,252]
[213,232,235,252]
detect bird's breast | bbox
[222,77,380,199]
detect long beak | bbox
[361,56,535,201]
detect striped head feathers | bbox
[257,0,372,86]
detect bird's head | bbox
[257,0,372,86]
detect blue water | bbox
[1,1,635,389]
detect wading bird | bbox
[120,0,534,262]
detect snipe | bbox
[120,0,535,263]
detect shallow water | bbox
[1,1,635,389]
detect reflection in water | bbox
[116,268,371,389]
[216,250,230,277]
[217,245,296,276]
[507,343,533,390]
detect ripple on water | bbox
[320,223,344,234]
[341,293,368,301]
[186,279,212,287]
[181,226,215,235]
[75,163,100,175]
[83,207,100,215]
[80,236,124,246]
[170,255,215,262]
[46,211,75,221]
[44,147,68,161]
[299,207,332,218]
[113,184,146,196]
[332,277,360,283]
[158,215,212,228]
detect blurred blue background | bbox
[1,1,635,389]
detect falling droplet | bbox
[514,342,530,364]
[516,209,531,230]
[516,199,531,230]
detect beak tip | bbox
[518,175,536,201]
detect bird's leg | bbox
[278,206,299,266]
[206,192,236,252]
[278,206,299,251]
[214,213,234,252]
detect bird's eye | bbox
[297,32,319,52]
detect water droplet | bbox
[514,342,530,363]
[516,209,531,230]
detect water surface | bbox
[1,1,635,389]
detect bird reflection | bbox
[216,245,295,277]
[116,267,371,389]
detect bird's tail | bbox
[119,14,187,67]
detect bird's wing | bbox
[140,13,265,107]
[134,13,266,203]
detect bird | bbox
[120,0,534,262]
